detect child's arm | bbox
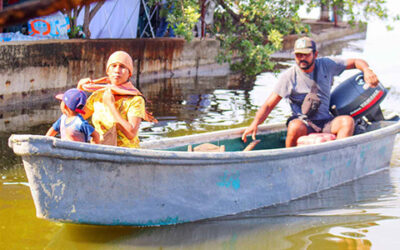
[79,116,100,144]
[47,116,61,137]
[46,127,58,137]
[90,130,101,144]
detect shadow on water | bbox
[44,168,396,248]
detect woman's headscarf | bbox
[106,51,134,77]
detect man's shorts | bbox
[286,115,334,134]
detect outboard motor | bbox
[330,73,387,122]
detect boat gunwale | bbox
[8,121,400,165]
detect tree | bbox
[210,0,397,77]
[63,0,397,77]
[150,0,308,77]
[212,0,308,77]
[303,0,394,26]
[320,1,330,21]
[62,1,105,38]
[147,0,200,40]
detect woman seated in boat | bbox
[77,51,157,148]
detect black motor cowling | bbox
[330,73,387,122]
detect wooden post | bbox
[200,0,206,38]
[333,5,338,27]
[0,0,3,32]
[319,1,330,22]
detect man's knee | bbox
[286,119,308,147]
[332,115,355,136]
[287,119,308,135]
[333,115,354,128]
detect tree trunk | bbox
[333,0,344,24]
[0,0,3,32]
[83,1,104,38]
[83,4,91,38]
[319,1,330,22]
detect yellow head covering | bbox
[106,51,134,77]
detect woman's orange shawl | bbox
[80,77,157,123]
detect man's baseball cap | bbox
[56,88,87,114]
[294,37,316,54]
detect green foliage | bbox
[61,6,86,39]
[214,0,396,77]
[168,2,200,41]
[149,0,200,41]
[302,0,390,23]
[67,17,85,38]
[152,0,395,77]
[213,0,308,76]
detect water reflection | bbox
[294,227,373,249]
[0,101,59,133]
[141,76,250,138]
[42,168,396,249]
[47,215,383,249]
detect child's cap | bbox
[56,88,87,114]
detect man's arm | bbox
[346,58,379,87]
[241,92,282,142]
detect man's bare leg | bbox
[330,115,355,139]
[286,119,308,147]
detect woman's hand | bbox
[102,87,115,108]
[102,90,141,140]
[77,78,93,90]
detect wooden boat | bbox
[8,120,400,226]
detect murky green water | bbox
[2,3,400,248]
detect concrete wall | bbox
[0,38,228,109]
[0,21,364,109]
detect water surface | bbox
[2,2,400,248]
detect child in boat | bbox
[46,88,100,143]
